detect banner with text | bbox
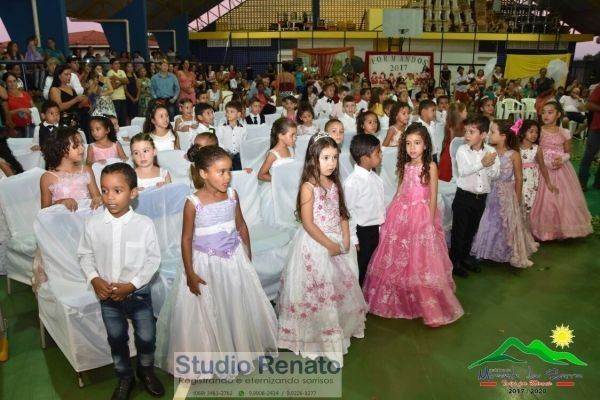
[365,52,434,87]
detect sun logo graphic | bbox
[551,324,574,349]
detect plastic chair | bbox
[521,98,537,120]
[499,98,524,120]
[157,150,192,187]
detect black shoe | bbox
[463,257,482,273]
[452,262,469,278]
[137,367,165,397]
[111,376,135,400]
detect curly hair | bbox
[356,110,380,134]
[396,122,432,185]
[295,134,349,222]
[188,145,231,189]
[41,126,82,170]
[389,101,411,127]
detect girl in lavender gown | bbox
[156,146,277,379]
[471,120,538,268]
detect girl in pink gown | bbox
[529,102,592,241]
[363,123,464,327]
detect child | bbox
[314,82,336,119]
[155,146,278,379]
[324,118,344,145]
[194,102,216,134]
[207,81,222,110]
[277,132,366,366]
[245,97,266,125]
[0,135,24,177]
[416,99,438,159]
[86,116,128,165]
[193,132,219,149]
[379,98,395,131]
[130,133,172,190]
[529,102,593,240]
[40,127,103,211]
[281,95,298,122]
[196,90,209,105]
[344,134,385,286]
[173,98,199,136]
[356,87,371,113]
[471,120,539,268]
[215,100,247,171]
[450,115,500,278]
[517,119,557,218]
[339,95,357,133]
[436,95,449,124]
[330,85,349,118]
[478,96,495,122]
[363,123,464,326]
[296,102,318,136]
[356,110,380,135]
[31,100,60,151]
[368,87,385,116]
[438,102,467,182]
[143,103,180,151]
[258,118,297,182]
[78,163,164,398]
[382,102,410,147]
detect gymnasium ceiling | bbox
[65,0,600,35]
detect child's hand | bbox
[91,277,112,300]
[186,272,207,296]
[244,168,253,174]
[327,242,341,257]
[57,198,78,212]
[549,184,559,194]
[156,181,167,188]
[98,159,107,165]
[552,156,563,169]
[109,282,136,302]
[355,244,361,252]
[30,145,40,151]
[481,152,497,167]
[91,196,103,209]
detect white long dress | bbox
[259,148,294,226]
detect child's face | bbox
[480,101,494,116]
[343,101,356,116]
[283,100,295,111]
[197,93,208,103]
[399,91,409,102]
[363,90,372,101]
[524,126,539,144]
[361,145,383,170]
[279,127,297,147]
[299,111,313,125]
[326,122,344,144]
[362,114,378,134]
[405,133,426,161]
[460,108,468,120]
[437,98,449,111]
[194,135,217,148]
[197,109,215,126]
[339,90,348,99]
[464,124,486,148]
[434,88,444,98]
[384,104,393,117]
[225,107,240,123]
[152,108,170,130]
[396,106,411,126]
[250,102,262,115]
[67,136,84,163]
[487,122,503,145]
[318,146,338,177]
[421,106,435,122]
[541,105,560,126]
[131,140,156,168]
[324,86,335,98]
[101,172,137,218]
[42,107,60,125]
[90,120,109,142]
[199,156,232,193]
[180,102,193,116]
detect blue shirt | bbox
[150,72,180,100]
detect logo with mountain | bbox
[468,325,587,369]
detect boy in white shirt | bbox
[436,95,449,124]
[216,100,247,170]
[344,134,385,286]
[450,115,500,278]
[245,97,266,125]
[330,85,349,118]
[314,82,336,119]
[338,95,357,133]
[356,87,371,113]
[416,99,439,160]
[78,163,164,399]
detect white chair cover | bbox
[264,113,280,126]
[316,118,330,131]
[176,131,194,152]
[380,146,398,204]
[134,183,188,315]
[500,98,524,120]
[240,137,270,173]
[449,137,466,182]
[35,200,136,372]
[341,132,356,153]
[131,117,145,129]
[157,150,191,187]
[14,150,44,170]
[0,167,45,285]
[246,124,270,140]
[339,151,354,181]
[230,171,293,300]
[7,138,32,153]
[30,107,42,125]
[294,135,311,161]
[270,160,303,228]
[433,122,445,157]
[91,158,123,189]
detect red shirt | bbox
[7,91,33,127]
[588,84,600,131]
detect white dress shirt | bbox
[32,122,59,146]
[416,117,438,156]
[559,95,582,113]
[356,99,369,113]
[455,143,501,194]
[339,113,357,133]
[344,165,385,245]
[78,208,161,289]
[216,122,247,155]
[314,96,334,119]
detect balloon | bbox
[546,59,569,86]
[484,57,497,77]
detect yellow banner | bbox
[504,53,571,87]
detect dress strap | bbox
[269,149,281,160]
[187,194,201,207]
[227,187,236,201]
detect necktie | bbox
[254,116,258,124]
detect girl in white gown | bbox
[258,118,297,225]
[130,133,172,190]
[156,145,278,379]
[277,132,367,367]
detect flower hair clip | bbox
[510,119,523,136]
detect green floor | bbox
[1,143,599,400]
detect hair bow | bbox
[510,119,523,136]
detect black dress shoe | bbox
[137,367,165,397]
[111,376,135,400]
[463,257,482,273]
[452,261,469,278]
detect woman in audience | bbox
[3,72,34,138]
[49,64,89,132]
[177,59,197,104]
[87,66,116,117]
[124,62,140,125]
